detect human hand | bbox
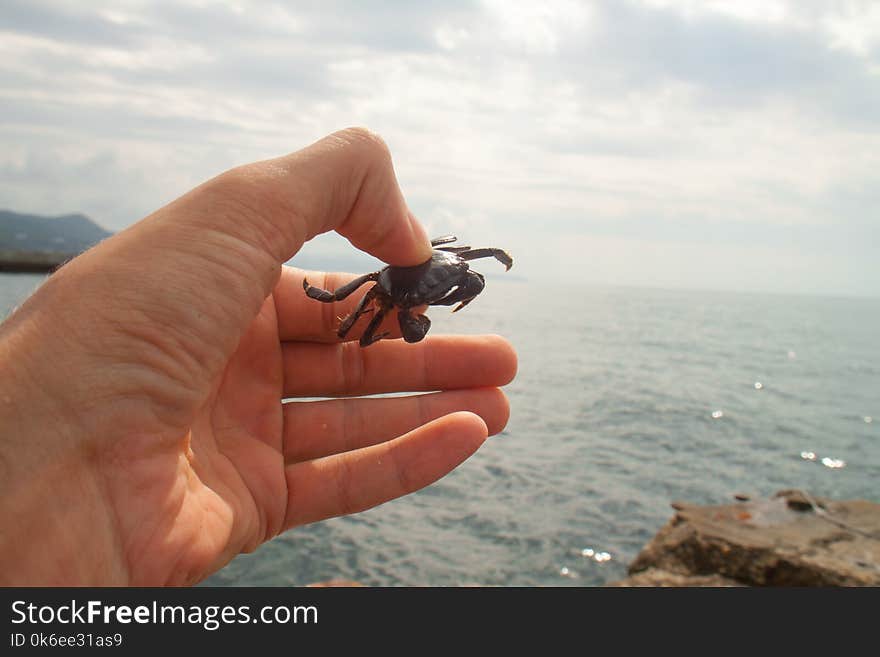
[0,128,516,585]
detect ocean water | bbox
[2,271,877,586]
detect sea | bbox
[2,271,877,586]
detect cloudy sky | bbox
[1,0,878,296]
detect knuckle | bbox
[319,272,338,336]
[343,400,366,453]
[389,443,415,495]
[333,455,358,516]
[203,166,305,263]
[338,341,366,394]
[328,127,394,179]
[205,166,263,211]
[338,126,391,160]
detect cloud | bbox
[0,0,877,296]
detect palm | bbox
[109,295,286,585]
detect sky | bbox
[1,0,878,297]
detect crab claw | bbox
[302,277,336,302]
[399,310,431,343]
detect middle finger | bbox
[282,387,510,463]
[281,334,517,397]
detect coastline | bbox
[0,251,70,273]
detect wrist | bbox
[0,294,125,584]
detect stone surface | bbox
[610,490,880,586]
[611,569,743,587]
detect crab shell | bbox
[377,250,482,308]
[302,235,512,346]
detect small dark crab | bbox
[302,235,513,347]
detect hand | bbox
[0,128,517,585]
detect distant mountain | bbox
[0,209,113,254]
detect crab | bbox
[302,235,513,346]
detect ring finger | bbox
[283,387,509,463]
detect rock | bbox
[776,488,824,512]
[611,569,743,587]
[610,490,880,586]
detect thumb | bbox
[161,125,432,273]
[125,126,432,337]
[34,128,431,426]
[156,128,431,297]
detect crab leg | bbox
[337,285,378,340]
[358,300,392,347]
[302,272,379,302]
[457,248,513,271]
[430,235,458,247]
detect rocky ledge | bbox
[610,489,880,586]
